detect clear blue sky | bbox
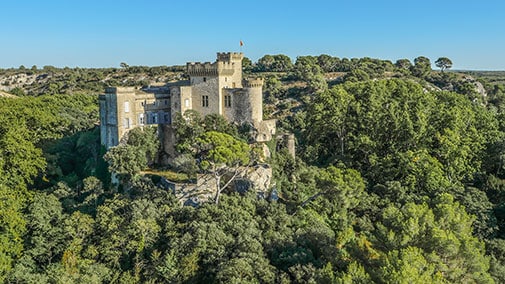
[2,0,504,70]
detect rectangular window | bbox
[124,101,130,113]
[184,98,190,107]
[139,113,144,125]
[123,118,130,129]
[152,113,158,124]
[224,95,232,108]
[202,95,209,107]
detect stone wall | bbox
[160,174,217,206]
[191,76,220,117]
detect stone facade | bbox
[99,52,276,150]
[99,86,171,147]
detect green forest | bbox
[1,55,505,283]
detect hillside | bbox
[0,65,185,96]
[1,55,505,283]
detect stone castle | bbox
[99,52,276,154]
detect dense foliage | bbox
[1,54,505,283]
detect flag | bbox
[240,40,244,47]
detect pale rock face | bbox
[160,165,273,206]
[473,80,487,97]
[463,75,487,97]
[235,164,273,193]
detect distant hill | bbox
[0,65,185,96]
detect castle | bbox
[99,52,276,155]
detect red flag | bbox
[240,40,244,47]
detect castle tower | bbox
[243,78,263,122]
[217,52,243,88]
[187,52,244,117]
[99,87,137,148]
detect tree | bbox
[411,56,432,77]
[305,86,354,163]
[9,87,25,96]
[378,247,443,283]
[270,54,293,72]
[292,56,328,93]
[196,131,251,204]
[257,54,293,72]
[395,58,412,69]
[0,122,46,188]
[23,193,68,269]
[173,110,204,154]
[202,114,238,136]
[242,56,252,71]
[126,126,160,166]
[304,79,435,168]
[395,59,413,75]
[120,62,129,69]
[435,57,453,72]
[317,54,340,72]
[374,194,494,283]
[0,184,27,281]
[103,144,147,178]
[257,55,275,72]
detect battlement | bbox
[217,52,244,62]
[105,86,136,94]
[186,62,219,76]
[187,60,236,77]
[243,78,264,88]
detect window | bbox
[139,113,145,125]
[124,101,130,113]
[202,95,209,107]
[152,113,158,124]
[224,95,232,108]
[203,77,207,82]
[165,100,168,105]
[225,77,227,82]
[184,98,189,107]
[164,114,170,123]
[123,118,130,129]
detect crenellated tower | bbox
[186,52,244,117]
